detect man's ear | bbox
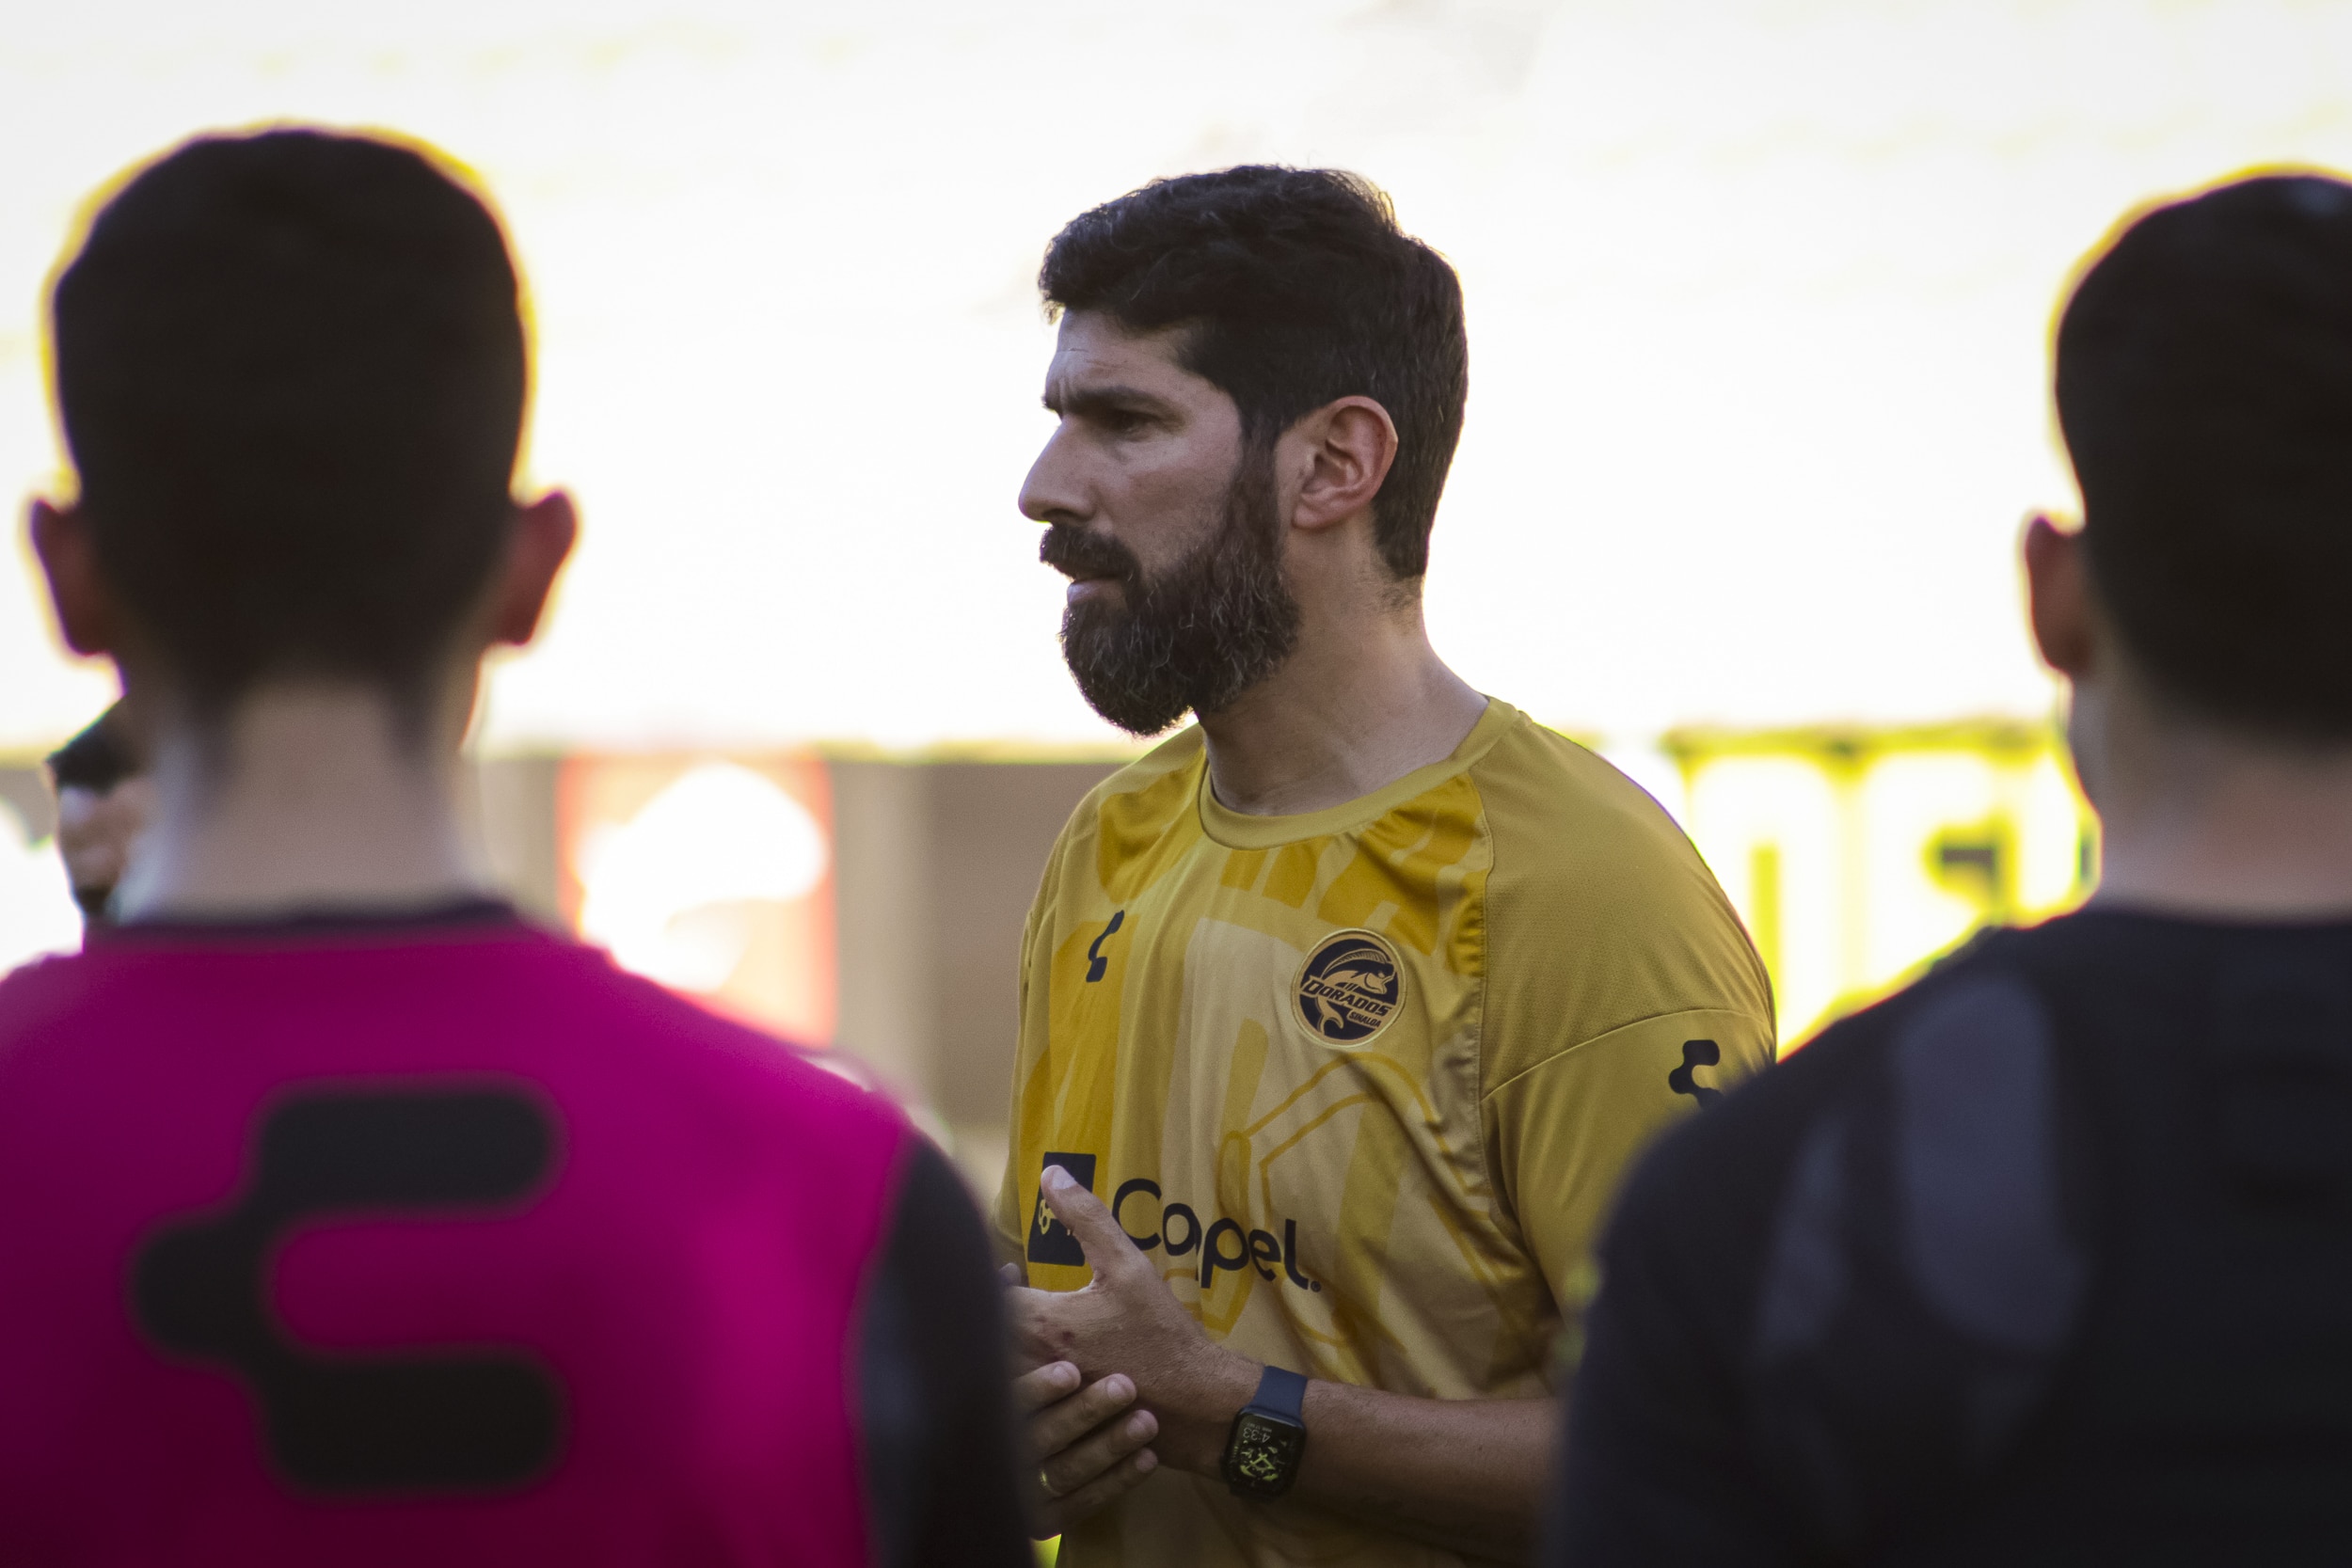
[28,500,119,657]
[2023,512,2097,678]
[1289,397,1399,533]
[488,490,579,647]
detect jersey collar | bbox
[1196,697,1518,851]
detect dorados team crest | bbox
[1293,928,1405,1045]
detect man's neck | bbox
[1196,604,1486,818]
[115,684,485,923]
[2087,687,2352,920]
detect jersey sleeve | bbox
[990,911,1040,1272]
[992,821,1069,1273]
[987,895,1033,1271]
[989,1158,1025,1272]
[1485,1006,1774,1342]
[1473,721,1777,1350]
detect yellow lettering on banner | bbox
[1668,722,2095,1046]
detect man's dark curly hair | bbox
[2058,172,2352,740]
[54,128,526,720]
[1039,166,1468,580]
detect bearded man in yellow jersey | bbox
[995,166,1774,1566]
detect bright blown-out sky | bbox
[6,0,2352,754]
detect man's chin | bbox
[1057,589,1299,738]
[1068,669,1192,738]
[1059,621,1191,736]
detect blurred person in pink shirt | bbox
[7,127,1026,1567]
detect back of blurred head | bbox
[52,127,527,731]
[2056,173,2352,744]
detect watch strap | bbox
[1243,1364,1308,1423]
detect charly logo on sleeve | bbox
[1293,928,1405,1045]
[1668,1038,1724,1107]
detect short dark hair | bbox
[1039,166,1468,580]
[45,703,135,796]
[53,128,526,717]
[2058,173,2352,740]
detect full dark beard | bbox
[1048,451,1301,736]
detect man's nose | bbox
[1019,423,1087,527]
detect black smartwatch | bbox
[1222,1365,1309,1500]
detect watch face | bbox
[1227,1413,1306,1497]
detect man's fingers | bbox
[1038,1447,1159,1537]
[1039,1164,1143,1279]
[1040,1404,1157,1499]
[1029,1373,1136,1456]
[1013,1360,1083,1415]
[998,1261,1025,1287]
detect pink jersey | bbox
[0,910,910,1565]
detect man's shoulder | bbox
[379,934,914,1150]
[1470,710,1715,900]
[0,947,90,1048]
[543,944,906,1113]
[0,927,905,1152]
[1057,727,1204,843]
[1031,728,1207,916]
[1469,706,1772,1068]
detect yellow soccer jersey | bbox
[993,699,1773,1568]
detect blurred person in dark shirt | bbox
[1552,172,2352,1565]
[45,702,150,923]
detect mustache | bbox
[1040,525,1141,589]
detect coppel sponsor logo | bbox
[1111,1179,1322,1293]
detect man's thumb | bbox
[1040,1164,1138,1277]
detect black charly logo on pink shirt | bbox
[132,1085,564,1494]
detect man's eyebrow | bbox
[1041,382,1180,419]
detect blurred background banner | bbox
[1667,721,2092,1045]
[7,0,2349,1164]
[560,754,837,1041]
[470,751,1118,1184]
